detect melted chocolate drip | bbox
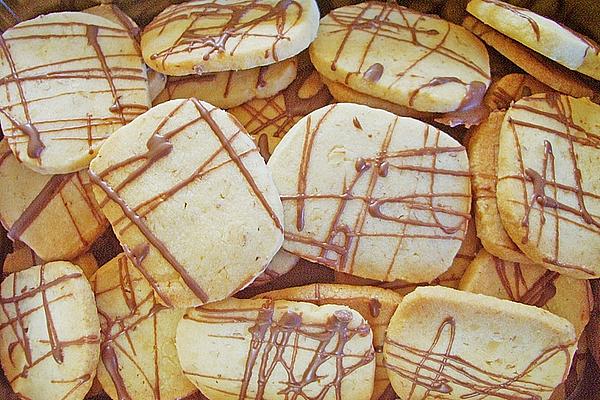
[368,298,381,318]
[363,63,384,82]
[493,257,559,307]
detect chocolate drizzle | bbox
[363,63,384,82]
[368,298,381,318]
[493,257,559,307]
[434,81,489,128]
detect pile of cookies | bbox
[0,1,598,400]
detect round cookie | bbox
[0,12,151,174]
[0,261,101,400]
[257,283,403,400]
[468,110,531,263]
[384,286,577,400]
[249,249,300,287]
[141,0,320,75]
[88,98,284,307]
[268,103,471,283]
[496,93,600,279]
[0,140,107,262]
[459,249,592,337]
[483,73,551,111]
[92,253,196,400]
[177,297,376,400]
[309,2,491,114]
[229,63,333,161]
[466,0,600,80]
[463,16,598,100]
[154,58,297,109]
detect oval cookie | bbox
[0,262,100,400]
[0,12,151,174]
[92,253,196,400]
[89,98,283,307]
[177,297,376,400]
[496,93,600,278]
[268,103,471,283]
[141,0,320,75]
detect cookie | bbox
[496,93,600,278]
[483,73,551,111]
[459,249,592,337]
[3,241,98,278]
[89,98,284,307]
[177,297,376,400]
[334,219,479,295]
[0,261,100,400]
[0,12,151,174]
[468,110,531,263]
[249,249,299,287]
[141,0,320,75]
[0,141,107,262]
[228,63,333,161]
[268,103,471,283]
[257,283,403,400]
[92,253,196,400]
[466,0,600,80]
[310,2,491,118]
[383,286,577,400]
[154,58,297,109]
[463,16,598,100]
[83,3,140,42]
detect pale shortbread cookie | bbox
[459,249,592,337]
[177,297,376,400]
[89,98,283,307]
[257,283,403,400]
[0,262,101,400]
[496,93,600,279]
[0,141,106,262]
[250,249,300,287]
[153,58,298,109]
[384,286,577,400]
[468,110,531,263]
[334,220,479,296]
[229,64,333,161]
[484,73,551,111]
[3,241,98,278]
[463,16,598,100]
[141,0,320,75]
[268,103,471,283]
[92,253,196,400]
[467,0,600,80]
[0,12,151,174]
[310,2,491,114]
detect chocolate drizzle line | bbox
[384,317,574,399]
[281,105,470,278]
[0,265,99,393]
[96,254,171,400]
[186,300,374,399]
[146,0,303,68]
[493,257,559,307]
[91,98,282,304]
[499,93,600,275]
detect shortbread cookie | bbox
[250,249,299,287]
[0,262,101,400]
[257,283,403,400]
[0,12,151,174]
[335,219,479,295]
[459,249,591,337]
[268,103,471,283]
[467,0,600,80]
[384,286,577,400]
[3,241,98,278]
[463,16,598,99]
[84,3,140,42]
[154,58,297,109]
[0,141,106,261]
[229,64,333,160]
[141,0,320,75]
[92,253,196,400]
[496,93,600,278]
[89,98,283,307]
[484,73,551,111]
[310,2,491,116]
[468,110,531,263]
[177,297,376,400]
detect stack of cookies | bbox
[0,1,598,400]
